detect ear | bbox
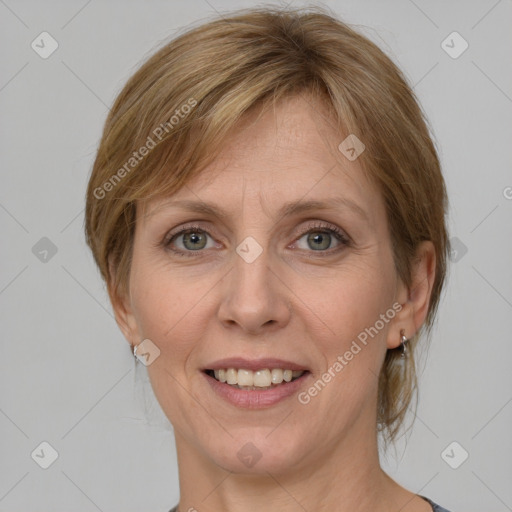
[386,240,436,349]
[108,257,140,348]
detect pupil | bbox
[308,232,330,250]
[184,232,206,249]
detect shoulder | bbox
[167,500,454,512]
[421,495,453,512]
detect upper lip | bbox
[203,357,310,372]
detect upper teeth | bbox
[213,368,304,387]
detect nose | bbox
[217,240,292,336]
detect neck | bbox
[173,420,398,512]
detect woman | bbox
[85,6,451,512]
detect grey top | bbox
[421,496,452,511]
[169,496,451,511]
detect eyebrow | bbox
[151,197,368,222]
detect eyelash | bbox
[162,221,351,258]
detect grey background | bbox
[1,0,511,510]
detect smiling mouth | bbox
[203,368,309,390]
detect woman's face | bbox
[116,95,411,475]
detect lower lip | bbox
[202,371,311,409]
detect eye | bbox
[163,225,216,256]
[292,222,350,254]
[162,221,350,258]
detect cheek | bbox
[296,264,394,350]
[129,259,216,360]
[294,274,391,421]
[297,267,394,415]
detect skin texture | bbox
[112,94,436,512]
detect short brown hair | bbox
[85,5,449,443]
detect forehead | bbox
[140,94,380,220]
[209,94,364,178]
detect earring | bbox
[133,343,138,359]
[399,329,408,358]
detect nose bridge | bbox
[217,231,291,333]
[232,232,276,307]
[231,188,274,292]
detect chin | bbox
[204,430,306,475]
